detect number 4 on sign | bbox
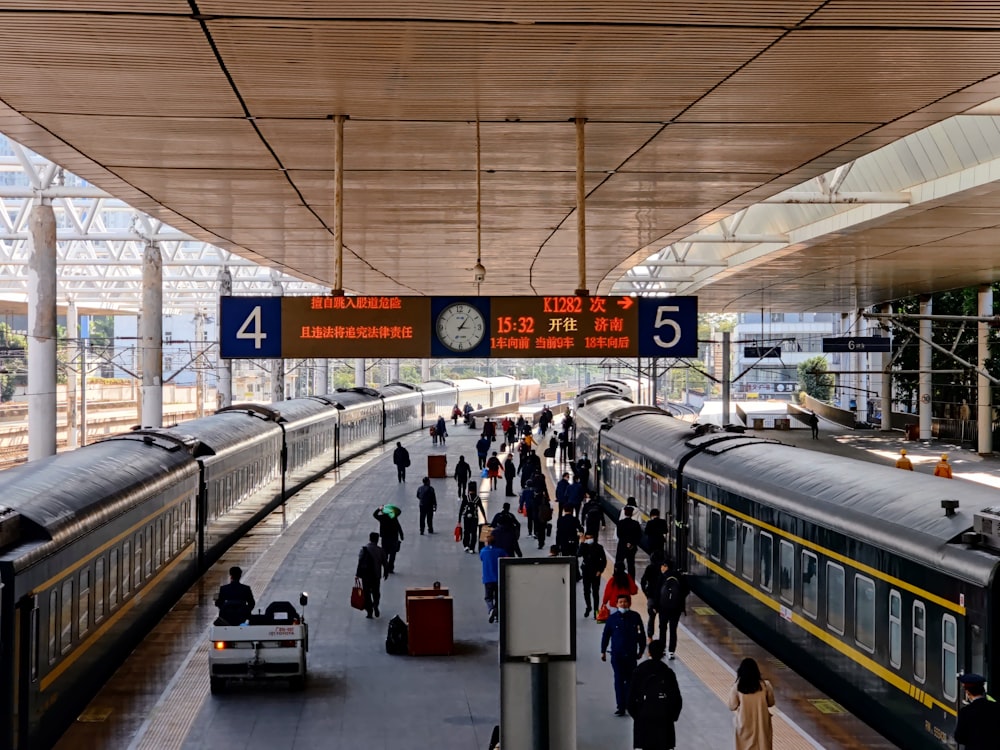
[236,306,268,349]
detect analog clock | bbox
[436,302,486,353]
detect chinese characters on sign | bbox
[490,296,638,357]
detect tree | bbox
[798,355,834,402]
[0,323,26,402]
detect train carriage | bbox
[575,386,1000,750]
[379,383,424,442]
[479,376,518,407]
[316,388,387,460]
[417,380,459,422]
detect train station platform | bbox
[57,415,887,750]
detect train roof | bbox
[380,383,420,397]
[316,389,382,408]
[219,398,333,425]
[0,434,197,546]
[151,410,282,457]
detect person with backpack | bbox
[491,502,522,557]
[555,505,583,557]
[392,441,410,483]
[578,533,607,619]
[355,532,384,618]
[454,455,473,499]
[627,639,683,749]
[643,508,668,561]
[458,485,486,554]
[600,593,646,716]
[534,496,553,549]
[416,477,438,535]
[657,559,689,660]
[581,494,606,538]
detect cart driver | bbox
[215,566,256,625]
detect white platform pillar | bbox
[216,267,233,408]
[919,296,932,441]
[140,243,163,428]
[27,200,57,461]
[978,285,993,455]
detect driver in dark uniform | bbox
[215,566,255,625]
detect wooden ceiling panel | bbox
[0,14,241,117]
[807,2,1000,27]
[0,2,188,10]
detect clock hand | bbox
[457,317,468,330]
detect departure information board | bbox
[220,294,698,359]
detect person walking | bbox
[556,505,583,557]
[955,673,1000,750]
[458,486,486,554]
[643,508,668,561]
[392,441,410,483]
[355,532,384,618]
[806,411,819,439]
[454,455,473,499]
[576,452,592,489]
[416,477,438,535]
[480,533,508,623]
[627,639,683,750]
[640,552,665,639]
[555,472,571,512]
[578,533,607,619]
[491,501,523,558]
[895,448,913,471]
[727,657,775,750]
[503,454,517,497]
[486,451,502,490]
[435,415,448,446]
[601,594,646,716]
[581,494,606,538]
[476,435,491,471]
[616,505,643,580]
[935,453,954,478]
[535,496,553,549]
[373,505,404,575]
[451,404,462,425]
[657,558,688,660]
[602,562,638,613]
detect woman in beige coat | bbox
[726,657,775,750]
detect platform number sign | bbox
[220,296,282,358]
[638,296,698,357]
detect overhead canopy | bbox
[3,3,1000,310]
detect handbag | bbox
[454,524,462,542]
[350,577,365,611]
[596,603,610,623]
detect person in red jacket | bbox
[602,562,638,611]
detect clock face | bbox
[436,302,486,353]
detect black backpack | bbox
[386,615,408,655]
[639,668,680,721]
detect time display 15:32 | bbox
[495,316,535,334]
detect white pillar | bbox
[978,285,993,455]
[270,271,285,402]
[140,243,163,428]
[919,296,932,441]
[66,299,78,449]
[390,358,400,383]
[216,267,233,408]
[315,359,329,395]
[721,330,731,425]
[879,303,892,432]
[27,200,57,461]
[355,358,366,387]
[195,311,206,417]
[422,359,431,382]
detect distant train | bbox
[574,385,1000,750]
[0,376,537,750]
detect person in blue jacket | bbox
[480,533,508,623]
[600,593,646,716]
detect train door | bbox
[11,594,36,750]
[669,484,689,570]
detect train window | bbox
[888,590,901,668]
[48,590,57,665]
[759,533,773,592]
[60,579,73,653]
[95,558,105,623]
[145,526,153,577]
[942,615,957,700]
[134,532,143,588]
[30,605,39,680]
[855,576,875,652]
[710,510,722,561]
[724,518,737,571]
[913,602,927,683]
[740,524,754,581]
[695,504,707,551]
[110,549,120,607]
[778,540,794,604]
[78,568,90,637]
[827,563,845,635]
[801,551,818,618]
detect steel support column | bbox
[271,272,285,402]
[27,199,57,461]
[879,304,892,432]
[979,285,993,455]
[919,296,932,441]
[140,242,163,428]
[66,299,78,449]
[216,267,233,408]
[721,331,731,425]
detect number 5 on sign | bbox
[638,297,698,358]
[220,297,283,358]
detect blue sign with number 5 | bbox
[637,297,698,357]
[220,296,283,358]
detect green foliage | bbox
[0,323,26,402]
[798,355,834,402]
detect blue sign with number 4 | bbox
[220,296,283,359]
[637,297,698,357]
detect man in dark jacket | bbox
[601,593,646,715]
[454,455,472,499]
[215,566,255,625]
[534,496,553,549]
[475,436,491,470]
[576,452,592,489]
[416,477,437,534]
[392,441,410,483]
[373,505,404,575]
[555,472,571,511]
[616,505,643,579]
[639,553,665,638]
[356,532,385,618]
[955,673,1000,750]
[458,486,486,554]
[627,640,682,749]
[578,533,607,618]
[491,501,522,557]
[503,454,517,496]
[643,508,668,561]
[555,505,583,557]
[657,559,688,660]
[581,494,606,538]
